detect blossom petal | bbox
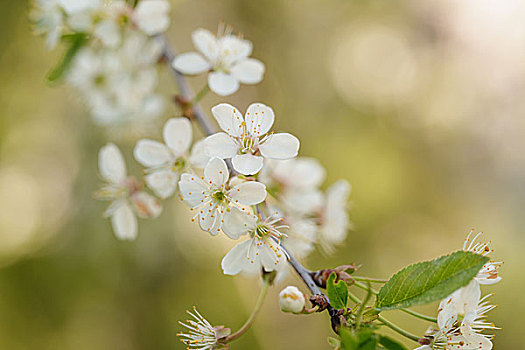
[192,28,218,62]
[284,189,323,216]
[231,154,264,175]
[99,143,126,184]
[245,102,275,136]
[179,173,207,208]
[221,240,254,275]
[131,192,162,218]
[229,181,267,205]
[222,207,257,239]
[217,36,252,67]
[260,239,285,272]
[211,103,244,137]
[134,0,171,35]
[111,202,137,240]
[259,133,300,159]
[145,169,179,199]
[163,117,192,156]
[134,139,172,167]
[208,71,240,96]
[231,58,265,84]
[205,132,239,158]
[198,206,223,235]
[204,157,229,186]
[189,139,210,169]
[172,52,211,75]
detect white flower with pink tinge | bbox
[96,143,161,240]
[204,103,300,175]
[178,158,267,235]
[221,213,288,275]
[172,27,265,96]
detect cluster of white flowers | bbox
[87,21,349,273]
[31,0,171,126]
[94,99,351,274]
[416,231,502,350]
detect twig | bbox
[160,36,337,330]
[159,35,217,136]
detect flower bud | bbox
[279,286,305,313]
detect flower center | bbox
[212,190,226,203]
[172,157,186,172]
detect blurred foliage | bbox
[0,0,523,348]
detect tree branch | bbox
[160,36,336,328]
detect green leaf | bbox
[376,251,489,310]
[327,272,348,309]
[47,33,88,83]
[340,328,378,350]
[378,336,408,350]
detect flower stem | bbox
[347,291,420,343]
[192,84,210,105]
[352,276,388,283]
[351,281,437,323]
[223,277,270,343]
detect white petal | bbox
[231,58,265,84]
[99,143,126,184]
[189,139,210,169]
[245,102,275,136]
[231,154,264,175]
[198,206,223,235]
[211,103,244,137]
[178,173,207,208]
[134,140,172,167]
[131,192,162,218]
[284,189,323,215]
[208,71,240,96]
[111,202,137,240]
[221,240,253,275]
[59,0,100,14]
[229,181,267,205]
[145,169,179,199]
[204,132,239,158]
[217,36,252,67]
[222,207,257,239]
[259,133,300,159]
[192,28,219,62]
[134,0,171,35]
[172,52,211,75]
[273,158,325,189]
[163,117,192,156]
[204,157,229,186]
[260,239,285,272]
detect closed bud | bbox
[279,286,306,313]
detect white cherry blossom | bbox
[204,103,300,175]
[177,307,230,350]
[462,230,502,285]
[178,158,267,235]
[96,143,162,240]
[172,27,265,96]
[319,180,352,253]
[134,118,193,199]
[221,213,287,275]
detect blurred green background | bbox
[0,0,522,348]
